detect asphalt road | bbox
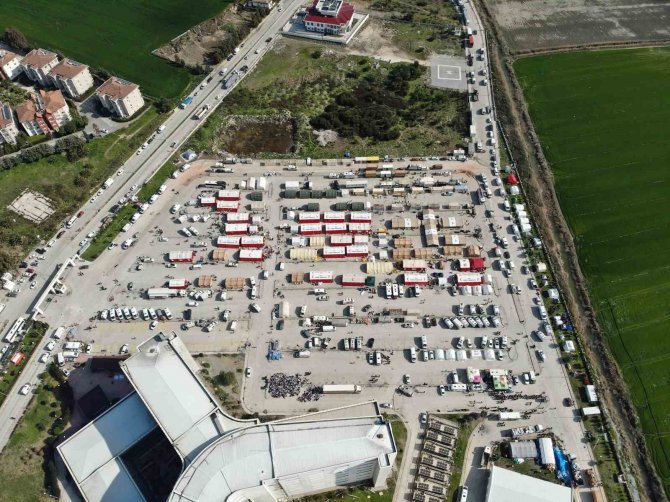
[0,0,303,452]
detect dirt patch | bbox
[345,18,417,63]
[220,114,297,156]
[154,6,247,67]
[487,0,670,53]
[474,1,666,500]
[197,353,245,416]
[312,129,339,147]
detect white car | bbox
[245,367,252,377]
[19,384,31,395]
[39,353,50,363]
[120,344,129,354]
[150,320,158,330]
[45,341,55,351]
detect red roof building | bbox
[304,0,355,36]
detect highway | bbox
[0,0,303,452]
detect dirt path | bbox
[473,1,667,501]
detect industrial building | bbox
[484,466,572,502]
[58,333,396,502]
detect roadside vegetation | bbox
[0,322,48,408]
[0,108,164,274]
[81,154,179,261]
[0,364,73,502]
[187,39,467,158]
[0,0,230,99]
[514,47,670,497]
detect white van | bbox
[190,263,203,270]
[229,321,238,331]
[250,286,257,299]
[170,204,181,214]
[299,305,307,317]
[410,347,417,362]
[313,288,326,295]
[420,335,428,349]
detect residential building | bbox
[57,332,397,502]
[96,76,144,119]
[0,103,19,144]
[15,98,49,136]
[48,58,94,99]
[304,0,355,35]
[20,48,59,86]
[15,90,70,136]
[0,49,23,80]
[38,89,71,130]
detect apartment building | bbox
[15,98,49,136]
[0,49,23,80]
[39,89,71,130]
[96,76,144,119]
[15,90,70,136]
[0,103,19,144]
[20,49,59,86]
[48,59,94,99]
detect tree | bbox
[214,371,236,386]
[3,27,30,51]
[156,97,172,114]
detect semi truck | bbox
[194,104,210,120]
[322,384,362,394]
[223,73,239,89]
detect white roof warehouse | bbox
[58,333,397,502]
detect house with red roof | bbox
[304,0,355,36]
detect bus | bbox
[322,384,362,394]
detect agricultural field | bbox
[514,47,670,496]
[187,39,468,158]
[487,0,670,53]
[0,0,229,99]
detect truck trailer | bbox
[322,384,362,394]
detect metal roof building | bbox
[58,333,396,502]
[485,466,571,502]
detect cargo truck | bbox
[180,96,193,109]
[322,384,362,394]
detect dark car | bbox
[367,338,375,348]
[19,262,28,269]
[57,230,66,238]
[77,210,84,217]
[127,282,134,291]
[276,320,284,330]
[184,308,192,321]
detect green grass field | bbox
[0,0,229,98]
[514,47,670,495]
[187,39,467,158]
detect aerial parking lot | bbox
[40,153,589,481]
